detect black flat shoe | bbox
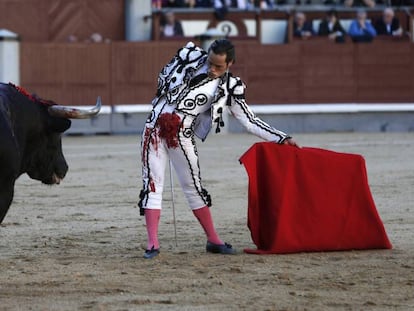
[206,241,236,255]
[143,246,160,259]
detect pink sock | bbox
[193,206,223,245]
[145,209,161,250]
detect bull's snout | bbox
[41,160,67,185]
[42,172,65,185]
[53,161,68,185]
[52,173,63,185]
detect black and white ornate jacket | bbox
[148,41,290,143]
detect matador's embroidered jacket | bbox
[149,41,291,143]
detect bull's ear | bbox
[48,117,72,133]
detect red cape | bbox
[239,143,392,254]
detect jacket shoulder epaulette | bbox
[226,74,246,100]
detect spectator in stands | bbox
[343,0,376,8]
[214,0,229,7]
[248,0,272,9]
[374,7,403,37]
[214,0,248,11]
[214,0,229,20]
[152,0,169,9]
[391,0,414,5]
[293,12,314,39]
[232,0,248,8]
[164,0,195,7]
[318,9,346,42]
[348,9,377,42]
[160,11,184,38]
[194,0,213,7]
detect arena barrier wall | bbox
[20,40,414,106]
[18,38,414,134]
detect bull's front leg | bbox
[0,179,15,224]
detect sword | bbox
[169,160,178,247]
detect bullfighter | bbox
[138,39,298,259]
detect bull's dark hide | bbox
[0,83,71,223]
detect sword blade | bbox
[169,160,178,247]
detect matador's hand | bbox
[283,138,300,148]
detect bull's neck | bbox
[11,97,46,173]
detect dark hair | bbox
[209,39,235,64]
[327,9,338,18]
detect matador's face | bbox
[207,51,233,79]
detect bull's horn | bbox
[48,96,102,119]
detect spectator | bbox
[194,0,213,7]
[160,11,184,38]
[165,0,194,7]
[390,0,414,4]
[318,9,346,42]
[214,0,248,10]
[152,0,169,8]
[214,0,230,7]
[214,0,229,20]
[293,12,314,39]
[343,0,376,8]
[232,0,248,8]
[213,0,249,19]
[294,0,312,4]
[248,0,272,8]
[374,8,403,37]
[348,9,377,42]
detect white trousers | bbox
[138,115,211,212]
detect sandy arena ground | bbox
[0,132,413,311]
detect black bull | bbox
[0,83,101,223]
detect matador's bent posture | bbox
[138,39,298,259]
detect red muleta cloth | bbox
[239,143,392,254]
